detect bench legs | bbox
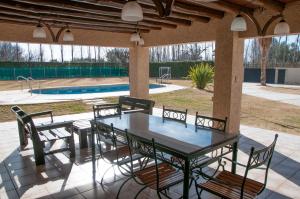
[79,130,89,149]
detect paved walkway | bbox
[0,109,300,198]
[243,83,300,107]
[0,84,184,105]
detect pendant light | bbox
[122,1,143,22]
[63,29,74,42]
[231,14,247,32]
[139,38,144,45]
[274,19,290,35]
[33,23,46,39]
[130,32,140,42]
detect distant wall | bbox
[0,62,128,80]
[281,68,300,85]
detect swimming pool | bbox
[31,84,164,95]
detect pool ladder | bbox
[17,76,41,95]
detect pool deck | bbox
[0,84,184,105]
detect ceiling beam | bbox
[151,0,165,17]
[245,0,285,12]
[0,12,152,32]
[9,0,192,26]
[165,0,175,16]
[172,0,225,19]
[0,17,149,34]
[0,1,178,29]
[0,3,168,30]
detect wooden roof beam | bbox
[9,0,192,26]
[245,0,285,12]
[172,0,225,19]
[0,18,143,34]
[0,12,152,32]
[0,1,178,29]
[0,3,169,30]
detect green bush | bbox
[188,63,214,89]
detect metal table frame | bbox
[91,113,239,199]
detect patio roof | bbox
[0,0,299,46]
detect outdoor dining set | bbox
[11,96,278,199]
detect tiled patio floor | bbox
[0,109,299,199]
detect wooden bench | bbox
[11,105,75,165]
[118,96,155,115]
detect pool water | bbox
[31,84,164,95]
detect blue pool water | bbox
[31,84,164,95]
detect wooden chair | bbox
[162,106,188,127]
[195,134,278,199]
[117,131,184,199]
[19,112,75,165]
[195,112,227,132]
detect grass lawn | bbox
[1,79,300,135]
[0,101,91,122]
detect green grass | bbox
[0,101,91,123]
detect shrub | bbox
[188,63,214,89]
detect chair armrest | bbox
[122,109,145,114]
[36,121,74,131]
[28,110,53,122]
[222,157,248,168]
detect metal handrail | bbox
[17,76,41,95]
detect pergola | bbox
[0,0,300,136]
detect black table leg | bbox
[231,141,238,174]
[91,124,96,183]
[183,159,190,199]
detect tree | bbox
[106,48,129,65]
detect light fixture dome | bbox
[33,24,46,39]
[130,32,140,42]
[231,14,247,32]
[274,19,290,35]
[63,29,74,42]
[139,38,144,45]
[122,1,143,22]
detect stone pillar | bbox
[129,45,149,99]
[258,37,272,86]
[213,16,245,133]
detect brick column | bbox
[129,45,149,99]
[213,16,245,133]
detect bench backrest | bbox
[118,96,155,115]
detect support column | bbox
[129,45,150,99]
[258,37,272,86]
[213,16,244,133]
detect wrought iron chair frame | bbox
[117,130,184,199]
[162,106,188,127]
[195,134,278,199]
[195,112,227,132]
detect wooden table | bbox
[91,113,239,199]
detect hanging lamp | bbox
[230,14,247,32]
[274,19,290,35]
[33,23,46,39]
[63,29,74,42]
[121,1,143,22]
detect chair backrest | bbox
[93,104,121,120]
[195,112,227,132]
[125,130,161,190]
[241,134,278,198]
[11,105,22,114]
[119,96,155,115]
[162,106,188,126]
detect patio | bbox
[0,109,300,199]
[1,0,300,199]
